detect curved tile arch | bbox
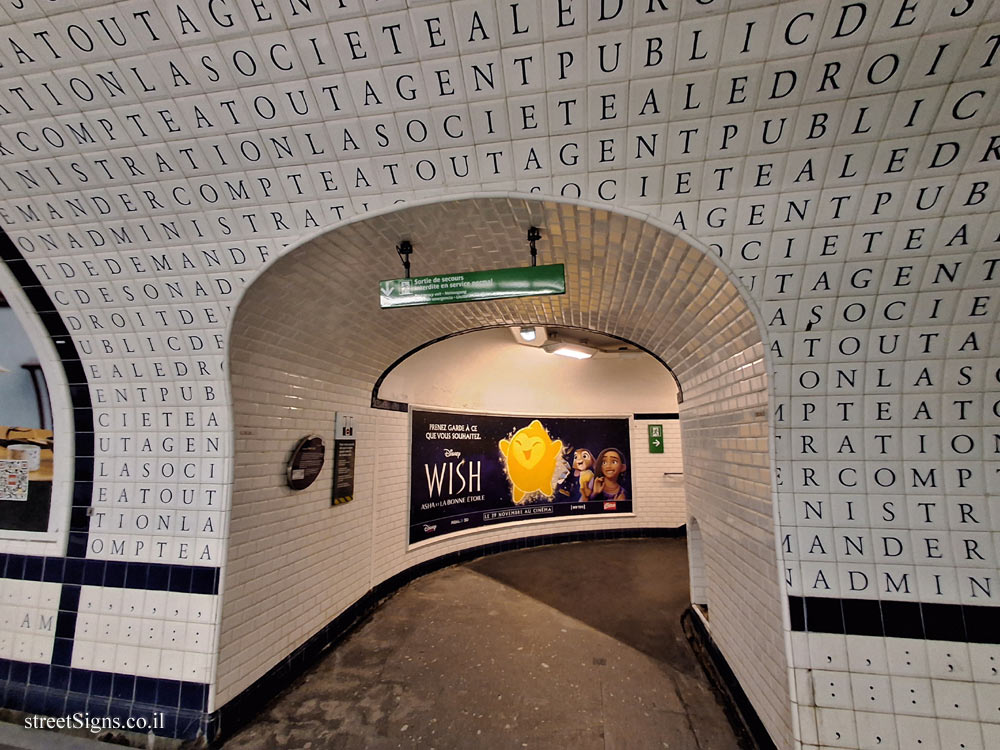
[225,194,787,744]
[370,323,685,409]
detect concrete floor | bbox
[225,538,741,750]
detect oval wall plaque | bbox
[286,435,326,490]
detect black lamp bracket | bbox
[397,240,413,278]
[527,226,541,266]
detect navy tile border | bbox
[207,526,685,745]
[788,596,1000,644]
[0,555,221,595]
[682,607,775,750]
[4,230,218,742]
[0,659,209,741]
[371,396,409,412]
[632,412,680,420]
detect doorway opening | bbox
[375,324,680,412]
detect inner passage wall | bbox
[222,197,787,745]
[379,326,687,528]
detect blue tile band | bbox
[0,659,210,740]
[788,596,1000,643]
[0,556,220,595]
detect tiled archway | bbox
[224,194,786,744]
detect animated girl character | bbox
[592,448,627,501]
[571,448,596,501]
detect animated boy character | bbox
[592,448,627,501]
[571,448,596,501]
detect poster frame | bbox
[0,262,74,547]
[405,405,635,549]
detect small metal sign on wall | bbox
[648,424,664,454]
[286,435,325,490]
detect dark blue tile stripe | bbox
[0,659,209,740]
[632,412,680,419]
[788,596,1000,643]
[52,586,82,667]
[0,659,210,709]
[683,607,777,749]
[0,555,221,595]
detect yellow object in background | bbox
[499,420,564,504]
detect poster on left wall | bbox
[0,300,54,532]
[409,409,632,544]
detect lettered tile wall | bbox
[0,1,996,747]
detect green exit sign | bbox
[648,424,664,453]
[380,264,565,308]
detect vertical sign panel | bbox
[648,424,664,453]
[332,441,356,506]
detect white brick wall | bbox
[631,418,686,527]
[680,336,790,745]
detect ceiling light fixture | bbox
[543,343,596,359]
[509,326,547,346]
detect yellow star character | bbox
[498,420,564,504]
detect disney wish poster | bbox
[409,409,632,543]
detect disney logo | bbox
[423,524,437,532]
[443,449,461,458]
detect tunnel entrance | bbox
[372,324,687,544]
[373,325,681,412]
[224,195,789,744]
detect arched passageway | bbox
[224,196,788,745]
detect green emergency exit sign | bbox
[380,264,565,308]
[648,424,664,453]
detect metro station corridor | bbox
[2,3,999,748]
[224,538,742,750]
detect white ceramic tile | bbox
[0,6,997,750]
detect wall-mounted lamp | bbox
[527,226,541,266]
[543,342,596,359]
[396,240,413,278]
[509,326,547,347]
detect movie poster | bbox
[409,410,632,543]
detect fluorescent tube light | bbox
[544,343,595,359]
